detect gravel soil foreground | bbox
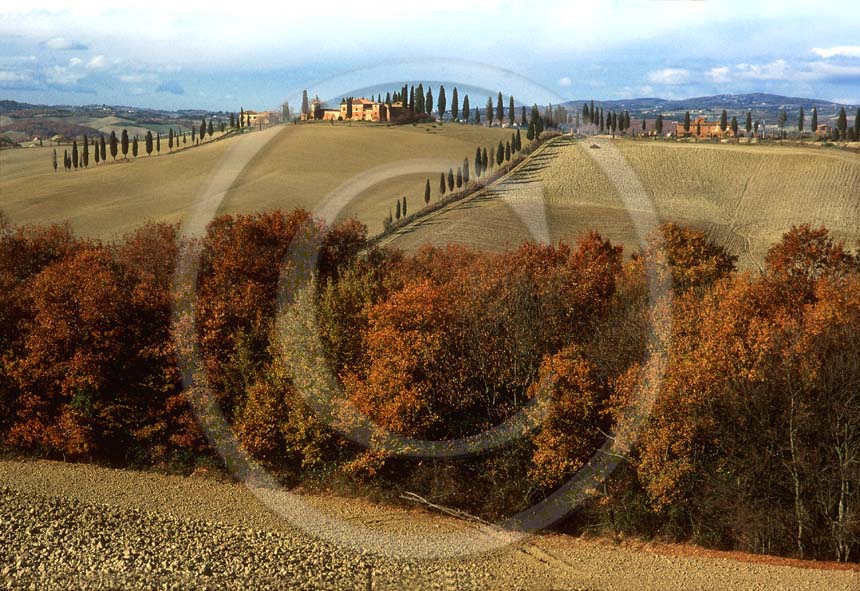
[1,459,858,590]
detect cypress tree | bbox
[656,114,663,135]
[515,128,522,150]
[208,119,214,137]
[719,109,728,135]
[438,85,446,118]
[72,140,79,169]
[425,87,432,115]
[731,116,738,137]
[230,113,235,128]
[447,168,454,191]
[63,149,69,171]
[132,136,138,158]
[396,199,401,219]
[489,147,495,169]
[451,87,458,120]
[509,95,515,126]
[385,92,391,105]
[82,136,89,167]
[683,111,691,135]
[94,140,101,164]
[505,141,511,161]
[52,148,57,172]
[486,97,493,126]
[425,179,431,205]
[200,118,206,140]
[192,126,196,143]
[798,106,805,135]
[521,106,527,127]
[811,107,818,136]
[463,157,469,184]
[168,127,174,150]
[496,140,504,166]
[837,106,847,139]
[402,196,407,217]
[599,109,605,133]
[416,83,424,114]
[475,107,480,124]
[119,129,127,158]
[109,131,118,160]
[746,111,753,136]
[440,172,447,195]
[145,131,153,156]
[409,85,415,112]
[462,95,470,122]
[240,107,245,128]
[496,92,504,125]
[482,147,488,171]
[156,132,161,154]
[527,120,535,141]
[590,100,596,124]
[346,97,353,119]
[182,131,186,144]
[456,167,462,188]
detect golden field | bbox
[0,122,513,239]
[386,137,860,269]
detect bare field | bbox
[0,123,512,240]
[387,137,860,269]
[1,459,857,590]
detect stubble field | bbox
[385,136,860,269]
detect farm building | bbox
[676,116,736,139]
[245,111,277,126]
[303,97,406,122]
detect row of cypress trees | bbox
[51,116,231,172]
[385,128,530,228]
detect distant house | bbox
[245,110,275,126]
[815,123,833,138]
[675,116,736,139]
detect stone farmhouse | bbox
[676,116,736,139]
[302,97,405,122]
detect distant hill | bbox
[0,119,102,141]
[561,93,854,120]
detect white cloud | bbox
[646,68,690,85]
[557,76,572,87]
[119,73,158,84]
[831,98,858,105]
[734,59,789,80]
[707,66,731,84]
[812,46,860,59]
[86,55,106,70]
[42,37,87,50]
[68,57,82,67]
[0,70,32,83]
[45,64,85,86]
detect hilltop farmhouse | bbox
[302,97,405,122]
[676,116,737,139]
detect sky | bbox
[1,1,859,112]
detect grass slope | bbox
[387,138,860,269]
[0,123,513,239]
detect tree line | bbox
[0,209,858,563]
[0,208,858,563]
[50,116,240,172]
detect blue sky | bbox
[1,1,859,112]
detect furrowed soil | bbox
[386,137,860,270]
[0,459,857,590]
